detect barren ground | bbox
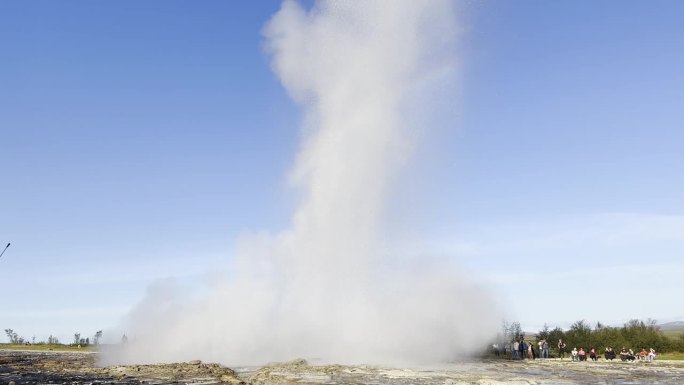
[1,350,684,385]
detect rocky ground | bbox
[2,350,684,385]
[0,350,243,385]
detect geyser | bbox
[104,0,497,366]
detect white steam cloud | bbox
[104,0,497,366]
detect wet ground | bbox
[2,350,684,385]
[245,357,684,385]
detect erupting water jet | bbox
[103,0,497,366]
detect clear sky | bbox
[2,0,683,344]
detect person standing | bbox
[558,339,567,359]
[527,340,534,359]
[513,340,520,360]
[543,339,549,358]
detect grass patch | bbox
[662,330,684,339]
[0,344,96,352]
[657,352,684,360]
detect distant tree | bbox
[508,321,523,340]
[5,329,15,343]
[536,324,551,341]
[621,319,666,351]
[565,320,592,348]
[73,333,81,346]
[500,320,511,343]
[4,329,22,344]
[662,335,678,351]
[501,320,523,341]
[547,327,566,354]
[94,330,103,346]
[48,335,60,345]
[593,325,625,351]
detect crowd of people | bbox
[495,338,552,360]
[608,347,658,362]
[570,346,657,362]
[495,338,658,362]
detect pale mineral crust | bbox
[2,350,684,385]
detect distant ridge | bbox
[659,321,684,331]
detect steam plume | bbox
[104,0,496,366]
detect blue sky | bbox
[2,0,683,343]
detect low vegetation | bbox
[658,352,684,360]
[3,329,103,350]
[498,319,684,357]
[0,343,95,351]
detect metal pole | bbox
[0,243,10,259]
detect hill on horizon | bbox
[660,321,684,332]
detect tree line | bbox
[500,319,684,353]
[3,329,103,346]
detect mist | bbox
[103,0,497,366]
